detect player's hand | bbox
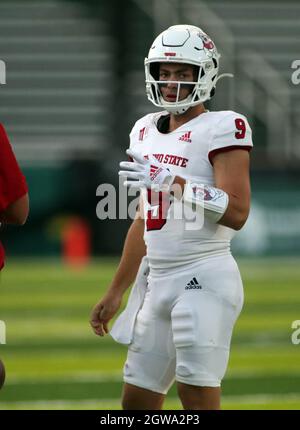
[119,148,175,191]
[90,291,122,337]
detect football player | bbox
[90,25,253,410]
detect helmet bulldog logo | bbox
[198,32,215,50]
[197,32,217,59]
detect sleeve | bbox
[208,111,253,165]
[0,124,28,213]
[129,114,152,147]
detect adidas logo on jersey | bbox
[179,131,192,143]
[185,277,202,290]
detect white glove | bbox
[119,148,175,191]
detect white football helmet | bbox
[145,25,220,115]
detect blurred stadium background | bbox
[0,0,299,410]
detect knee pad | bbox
[175,345,230,387]
[123,349,176,395]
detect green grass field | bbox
[0,257,300,410]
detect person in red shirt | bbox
[0,123,29,389]
[0,123,29,268]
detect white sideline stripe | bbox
[223,393,300,404]
[0,399,121,410]
[226,370,300,379]
[6,372,123,385]
[6,370,300,385]
[1,393,300,410]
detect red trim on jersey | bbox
[208,145,252,166]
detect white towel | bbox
[110,256,149,345]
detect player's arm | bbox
[0,193,29,225]
[173,112,252,229]
[0,124,29,225]
[173,149,250,231]
[210,149,250,230]
[108,200,146,295]
[90,199,146,337]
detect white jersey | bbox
[129,110,253,271]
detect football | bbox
[0,359,5,389]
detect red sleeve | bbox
[0,124,28,213]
